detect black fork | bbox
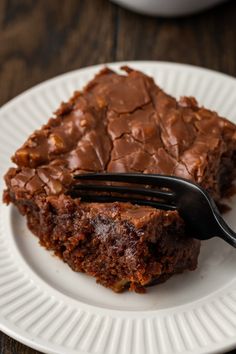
[71,173,236,247]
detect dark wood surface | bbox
[1,0,236,353]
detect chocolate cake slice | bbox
[3,67,236,292]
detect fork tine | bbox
[71,184,174,201]
[71,194,176,210]
[74,172,179,189]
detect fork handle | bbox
[213,211,236,247]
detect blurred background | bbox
[1,0,236,352]
[0,0,236,108]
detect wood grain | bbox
[1,0,236,353]
[116,0,236,74]
[0,0,116,106]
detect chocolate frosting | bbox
[5,66,236,201]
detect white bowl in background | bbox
[111,0,228,17]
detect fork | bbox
[71,173,236,247]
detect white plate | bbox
[1,62,236,354]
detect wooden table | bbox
[1,0,236,353]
